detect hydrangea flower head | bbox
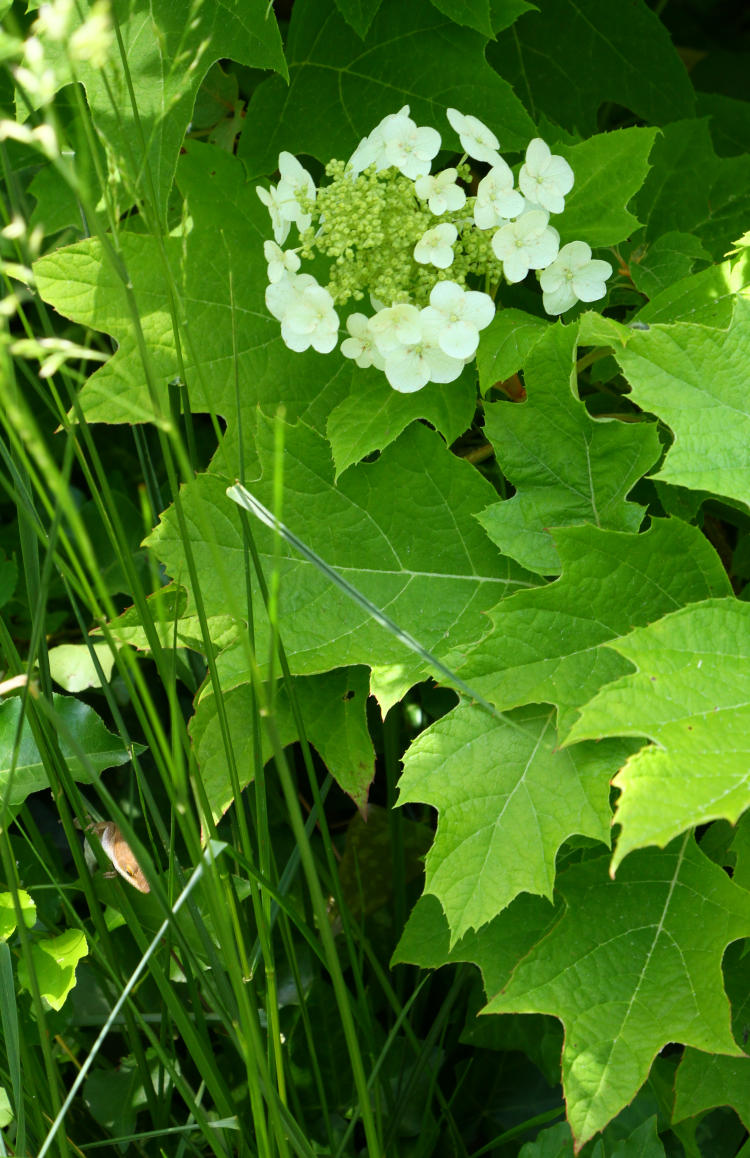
[259,111,611,393]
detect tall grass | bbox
[0,7,478,1156]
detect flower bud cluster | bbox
[257,107,612,393]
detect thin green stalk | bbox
[384,705,407,1001]
[36,842,233,1158]
[252,699,383,1156]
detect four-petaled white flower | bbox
[421,280,495,359]
[257,153,316,243]
[491,210,560,283]
[264,240,301,284]
[414,222,458,269]
[447,107,501,166]
[414,168,466,215]
[539,241,613,315]
[348,106,411,175]
[381,310,465,393]
[257,183,290,245]
[473,161,525,230]
[265,271,317,321]
[519,138,574,215]
[266,272,339,354]
[275,151,316,231]
[380,114,441,180]
[340,313,385,369]
[369,303,423,352]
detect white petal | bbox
[414,125,441,159]
[546,154,574,192]
[573,266,611,302]
[439,319,480,359]
[310,323,339,353]
[414,174,436,200]
[428,280,463,312]
[385,349,430,393]
[426,346,465,382]
[463,290,495,330]
[370,304,422,352]
[474,201,504,231]
[525,138,551,172]
[501,251,530,283]
[280,320,312,351]
[559,240,592,268]
[543,283,578,315]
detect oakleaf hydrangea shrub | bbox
[258,106,613,393]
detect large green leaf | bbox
[628,232,711,300]
[484,838,750,1147]
[673,943,750,1132]
[392,890,559,996]
[238,0,535,177]
[147,417,535,695]
[0,890,36,941]
[478,323,661,574]
[566,599,750,873]
[332,0,383,38]
[634,251,750,327]
[0,695,142,807]
[326,365,478,478]
[398,701,633,939]
[395,861,740,1145]
[476,309,550,391]
[634,119,750,261]
[696,91,750,158]
[517,1117,665,1158]
[18,929,88,1012]
[459,520,731,737]
[487,0,694,136]
[430,0,515,39]
[84,1050,163,1138]
[608,300,750,508]
[555,128,658,249]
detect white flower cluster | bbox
[342,282,495,393]
[257,107,613,393]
